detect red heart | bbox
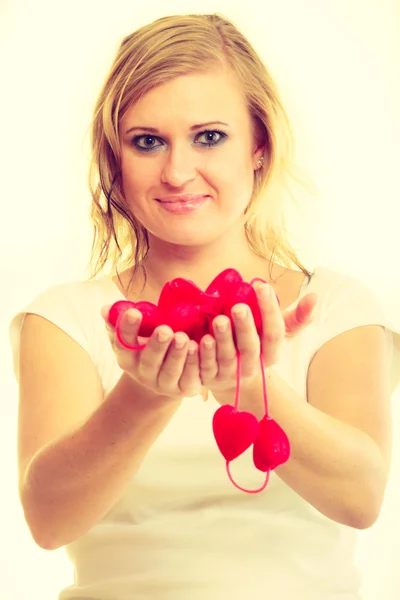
[212,404,259,461]
[158,278,205,309]
[108,300,159,338]
[108,268,269,344]
[205,268,243,297]
[160,302,207,343]
[108,300,135,326]
[253,416,290,472]
[134,301,160,337]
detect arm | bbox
[213,325,392,529]
[18,315,181,551]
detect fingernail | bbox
[233,306,248,320]
[126,310,139,324]
[158,330,172,342]
[258,284,271,299]
[216,319,228,333]
[174,336,186,349]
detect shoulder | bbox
[9,276,117,377]
[13,275,116,321]
[305,266,380,315]
[307,265,400,392]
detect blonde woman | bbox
[9,13,399,600]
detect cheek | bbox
[207,158,254,206]
[121,158,156,204]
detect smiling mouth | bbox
[155,196,209,214]
[156,195,208,203]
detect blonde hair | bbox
[87,13,315,289]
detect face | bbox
[119,68,264,247]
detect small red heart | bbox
[212,404,259,461]
[161,302,207,343]
[108,300,135,326]
[205,268,243,297]
[134,301,159,337]
[158,278,205,309]
[108,300,159,338]
[253,416,290,472]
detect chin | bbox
[151,228,216,247]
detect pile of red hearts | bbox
[108,268,290,493]
[108,268,268,343]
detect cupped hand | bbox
[199,283,318,394]
[101,306,203,399]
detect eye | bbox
[130,129,227,153]
[132,135,162,151]
[196,129,227,146]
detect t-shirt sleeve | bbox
[315,274,400,395]
[9,282,92,382]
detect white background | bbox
[1,1,399,598]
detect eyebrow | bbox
[125,121,229,135]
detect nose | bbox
[160,144,197,187]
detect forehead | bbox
[122,69,249,127]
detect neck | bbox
[141,228,274,293]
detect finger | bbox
[138,325,175,382]
[115,308,143,349]
[199,334,218,384]
[101,305,112,322]
[157,331,191,393]
[283,293,318,337]
[179,341,202,396]
[231,303,260,378]
[255,284,285,366]
[101,305,116,337]
[212,316,237,379]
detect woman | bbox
[9,13,399,600]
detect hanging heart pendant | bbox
[253,416,291,472]
[212,404,259,461]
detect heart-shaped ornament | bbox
[205,268,243,297]
[212,404,259,462]
[158,278,205,309]
[108,300,159,338]
[253,416,291,472]
[160,302,207,343]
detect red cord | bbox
[115,310,146,350]
[226,461,270,493]
[226,350,271,493]
[113,295,279,494]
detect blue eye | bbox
[197,130,227,146]
[131,129,227,152]
[132,135,161,151]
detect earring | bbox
[257,156,264,169]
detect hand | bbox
[199,283,318,395]
[101,306,203,399]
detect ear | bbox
[252,144,266,167]
[251,117,267,162]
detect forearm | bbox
[212,369,388,528]
[21,373,181,550]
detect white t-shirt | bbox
[9,266,400,600]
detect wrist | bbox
[120,372,183,409]
[211,367,274,417]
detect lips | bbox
[156,195,209,214]
[156,194,208,203]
